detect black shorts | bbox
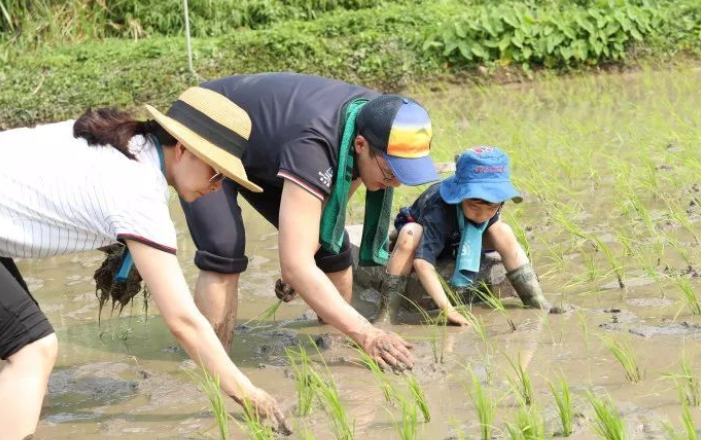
[0,258,55,360]
[180,179,353,275]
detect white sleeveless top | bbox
[0,120,177,258]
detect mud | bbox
[10,67,701,440]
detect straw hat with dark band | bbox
[145,87,263,193]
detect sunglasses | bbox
[374,155,397,183]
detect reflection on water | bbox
[14,67,701,439]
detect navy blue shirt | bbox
[202,73,380,200]
[398,183,500,265]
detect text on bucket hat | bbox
[355,95,439,186]
[145,87,263,193]
[439,146,522,205]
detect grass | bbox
[587,391,627,440]
[353,345,399,405]
[285,346,317,417]
[663,353,701,407]
[601,337,644,384]
[663,391,699,440]
[392,393,420,440]
[505,352,534,406]
[473,282,517,332]
[506,404,547,440]
[184,359,231,440]
[405,374,431,423]
[549,377,573,437]
[468,369,497,440]
[673,276,701,316]
[244,299,284,326]
[241,398,276,440]
[310,362,354,440]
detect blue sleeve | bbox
[414,206,451,266]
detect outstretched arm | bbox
[126,240,288,431]
[278,180,413,369]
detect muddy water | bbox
[12,67,701,439]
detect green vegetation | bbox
[2,0,701,128]
[587,392,628,440]
[602,337,644,383]
[663,392,699,440]
[468,370,497,440]
[405,374,431,423]
[285,346,317,417]
[549,377,574,436]
[506,352,535,406]
[506,403,547,440]
[184,362,232,440]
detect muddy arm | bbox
[279,181,413,369]
[126,240,286,428]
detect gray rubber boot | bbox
[373,272,409,324]
[506,263,553,311]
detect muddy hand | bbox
[236,386,291,435]
[362,329,414,371]
[446,309,471,326]
[275,278,297,303]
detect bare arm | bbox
[413,259,451,310]
[414,258,470,326]
[278,180,413,369]
[126,240,286,429]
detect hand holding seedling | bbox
[361,328,414,371]
[235,386,292,435]
[274,278,297,303]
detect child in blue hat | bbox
[377,146,557,325]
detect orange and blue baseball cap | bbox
[439,146,523,204]
[356,95,439,185]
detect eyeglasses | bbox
[374,155,396,183]
[209,170,225,185]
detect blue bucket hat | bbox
[439,146,522,204]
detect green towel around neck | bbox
[319,98,394,266]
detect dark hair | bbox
[73,107,176,159]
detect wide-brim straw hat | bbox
[145,87,263,193]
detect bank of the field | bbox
[1,0,699,128]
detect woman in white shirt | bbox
[0,87,286,439]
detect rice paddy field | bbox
[18,65,701,440]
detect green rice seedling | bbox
[468,369,497,440]
[473,281,516,331]
[673,276,701,316]
[666,199,699,243]
[590,234,625,289]
[505,403,547,440]
[662,390,698,440]
[352,345,398,405]
[666,235,694,268]
[391,393,419,440]
[241,398,276,440]
[405,374,431,422]
[312,369,354,440]
[505,352,534,406]
[184,360,231,440]
[601,336,644,383]
[680,355,701,407]
[404,294,447,364]
[662,353,701,407]
[587,391,627,440]
[549,377,573,436]
[244,298,283,326]
[285,346,317,416]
